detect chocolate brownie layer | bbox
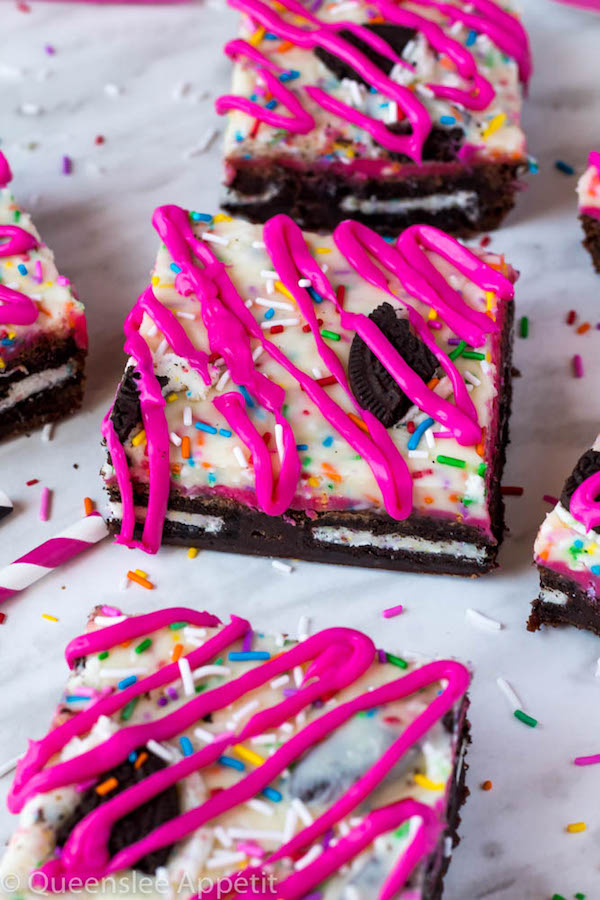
[0,363,85,441]
[223,161,523,238]
[580,213,600,274]
[528,566,600,637]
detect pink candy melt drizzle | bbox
[216,0,531,163]
[569,471,600,532]
[103,207,514,553]
[12,607,469,898]
[0,152,41,327]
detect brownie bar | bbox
[580,213,600,274]
[528,565,600,638]
[0,606,471,899]
[217,0,530,236]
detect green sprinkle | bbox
[120,698,139,721]
[394,822,410,838]
[98,651,109,661]
[302,456,313,467]
[169,621,188,630]
[552,895,566,900]
[135,638,152,654]
[387,652,408,670]
[519,315,529,338]
[477,462,487,477]
[462,350,486,360]
[437,455,466,469]
[321,329,341,342]
[448,340,466,360]
[13,210,21,223]
[195,684,208,694]
[514,709,538,728]
[215,657,223,665]
[462,497,475,506]
[575,894,586,899]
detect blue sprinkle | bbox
[208,472,217,486]
[592,565,600,575]
[407,417,435,451]
[195,421,217,435]
[383,236,395,243]
[118,675,137,690]
[128,752,138,763]
[265,31,278,39]
[528,156,539,174]
[322,436,334,447]
[239,385,255,407]
[264,307,275,320]
[574,539,584,549]
[180,736,194,757]
[307,286,323,304]
[265,99,278,110]
[555,160,575,175]
[170,263,182,274]
[219,428,232,438]
[17,263,28,276]
[296,443,308,451]
[466,29,477,46]
[262,786,282,802]
[228,650,271,661]
[440,115,456,126]
[250,93,258,101]
[190,212,213,223]
[279,70,300,82]
[64,695,91,703]
[219,755,245,771]
[235,131,244,142]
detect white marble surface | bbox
[1,1,600,897]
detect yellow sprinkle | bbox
[428,308,438,320]
[484,290,495,311]
[275,280,294,301]
[4,260,13,268]
[188,547,198,559]
[414,773,445,791]
[42,614,59,622]
[134,568,148,579]
[213,213,233,223]
[566,822,586,833]
[132,429,146,447]
[481,112,507,141]
[7,332,15,340]
[308,476,320,487]
[166,392,178,403]
[249,26,266,45]
[233,744,266,767]
[151,275,160,286]
[315,247,331,254]
[0,358,4,370]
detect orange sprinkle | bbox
[134,752,148,770]
[577,322,591,335]
[476,442,485,457]
[127,570,154,590]
[181,436,191,459]
[348,412,369,433]
[427,377,440,390]
[424,496,434,504]
[481,780,493,791]
[202,461,212,469]
[196,433,204,446]
[96,777,119,796]
[322,462,342,483]
[172,643,184,662]
[83,497,94,516]
[277,40,294,52]
[538,549,549,561]
[449,493,459,503]
[364,494,381,506]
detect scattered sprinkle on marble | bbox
[465,608,502,632]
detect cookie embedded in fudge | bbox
[578,151,600,273]
[216,0,531,237]
[0,606,471,899]
[0,152,87,441]
[102,207,517,575]
[531,440,600,637]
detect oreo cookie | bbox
[314,24,417,88]
[55,748,180,874]
[348,303,438,428]
[388,122,465,163]
[110,370,169,443]
[560,448,600,532]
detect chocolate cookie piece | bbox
[0,489,13,522]
[55,748,180,874]
[348,302,438,427]
[110,369,142,443]
[388,122,465,163]
[560,448,600,532]
[314,24,417,88]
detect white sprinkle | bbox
[254,297,294,311]
[296,711,306,728]
[184,626,207,641]
[292,796,314,826]
[480,359,492,375]
[274,423,284,462]
[232,699,260,722]
[206,851,247,869]
[233,445,248,468]
[192,665,231,680]
[94,615,128,626]
[298,278,311,288]
[444,834,453,857]
[41,422,54,443]
[178,657,195,696]
[147,324,159,338]
[170,432,182,447]
[251,733,277,744]
[387,100,398,124]
[449,20,463,35]
[183,127,219,158]
[283,807,298,842]
[157,337,169,356]
[252,240,266,249]
[147,740,175,763]
[279,721,294,733]
[260,270,278,280]
[496,676,522,709]
[227,827,284,842]
[214,825,233,847]
[342,886,361,900]
[297,615,310,641]
[266,278,274,295]
[343,77,363,108]
[294,844,322,870]
[270,674,290,689]
[19,102,43,116]
[194,727,215,743]
[201,232,230,246]
[272,560,293,574]
[104,82,123,97]
[100,667,149,679]
[464,370,481,387]
[416,83,435,98]
[293,666,304,688]
[217,369,231,391]
[176,310,195,320]
[252,345,264,362]
[119,576,130,591]
[246,798,274,816]
[424,428,435,450]
[465,608,503,632]
[245,299,254,308]
[408,449,429,459]
[0,754,22,779]
[330,0,359,13]
[595,658,600,679]
[312,367,323,379]
[183,406,192,427]
[260,317,299,329]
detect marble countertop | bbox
[2,1,600,897]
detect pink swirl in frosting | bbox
[102,207,514,553]
[10,606,469,898]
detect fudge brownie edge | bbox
[528,566,600,637]
[580,213,600,274]
[0,359,85,441]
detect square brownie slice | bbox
[102,205,517,574]
[1,605,470,899]
[578,151,600,273]
[0,152,87,440]
[530,440,600,637]
[216,0,531,236]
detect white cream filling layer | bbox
[108,501,224,534]
[312,526,488,561]
[339,190,479,217]
[539,587,568,607]
[0,361,75,413]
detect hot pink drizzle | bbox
[216,0,530,163]
[0,152,12,188]
[568,471,600,532]
[0,151,41,326]
[12,607,469,898]
[588,150,600,171]
[102,207,514,553]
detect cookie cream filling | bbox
[339,190,479,219]
[312,525,488,562]
[538,587,569,607]
[0,361,76,413]
[107,501,225,535]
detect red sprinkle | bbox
[412,468,434,480]
[336,285,345,307]
[543,494,559,505]
[0,612,6,625]
[501,486,524,496]
[566,310,577,325]
[270,324,284,334]
[26,478,39,486]
[573,354,584,378]
[95,135,105,145]
[406,421,416,434]
[479,235,491,248]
